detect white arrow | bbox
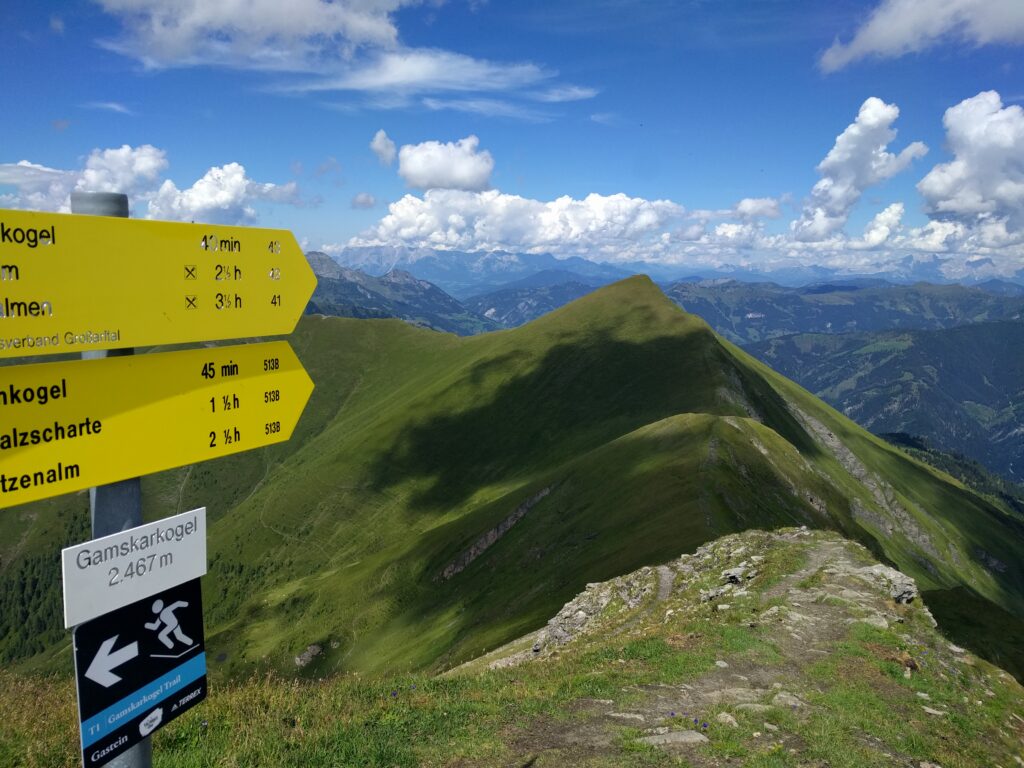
[85,635,139,688]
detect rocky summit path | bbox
[457,528,1024,767]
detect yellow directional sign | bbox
[0,341,312,508]
[0,209,317,359]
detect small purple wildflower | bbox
[693,718,699,724]
[391,690,398,698]
[669,711,676,717]
[702,722,709,729]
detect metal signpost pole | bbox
[70,192,152,768]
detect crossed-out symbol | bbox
[185,296,197,309]
[184,265,197,279]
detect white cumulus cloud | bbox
[851,202,905,249]
[735,197,781,219]
[0,145,302,224]
[0,161,77,212]
[821,0,1024,73]
[148,162,298,223]
[77,144,168,193]
[351,188,685,258]
[370,129,396,165]
[0,145,168,211]
[791,97,927,241]
[917,91,1024,240]
[398,135,494,191]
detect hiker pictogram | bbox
[145,598,193,649]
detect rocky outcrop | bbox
[438,485,555,581]
[294,643,322,668]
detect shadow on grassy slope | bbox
[368,327,821,510]
[338,414,849,674]
[925,587,1024,682]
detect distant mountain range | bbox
[306,252,498,335]
[330,245,1024,295]
[315,250,1024,339]
[332,246,635,298]
[664,279,1024,344]
[464,274,604,327]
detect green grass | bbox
[2,276,1024,686]
[3,530,1023,767]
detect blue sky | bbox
[2,0,1023,279]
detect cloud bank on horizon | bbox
[0,145,299,223]
[341,90,1024,278]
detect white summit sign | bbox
[61,507,207,628]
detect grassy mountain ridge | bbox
[879,432,1024,519]
[2,277,1023,682]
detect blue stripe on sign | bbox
[81,653,206,748]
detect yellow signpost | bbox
[0,341,313,508]
[0,209,317,359]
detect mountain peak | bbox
[529,274,710,340]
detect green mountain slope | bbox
[879,432,1024,520]
[749,322,1024,481]
[3,277,1023,681]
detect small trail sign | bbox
[62,508,207,628]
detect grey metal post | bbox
[70,192,152,768]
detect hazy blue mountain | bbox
[328,246,1024,296]
[975,279,1024,297]
[332,246,634,298]
[305,253,498,335]
[465,280,600,327]
[666,279,1024,344]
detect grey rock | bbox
[294,644,322,668]
[716,712,739,727]
[772,692,804,708]
[639,730,709,746]
[722,567,746,584]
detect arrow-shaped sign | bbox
[0,340,313,508]
[0,208,316,359]
[85,635,139,687]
